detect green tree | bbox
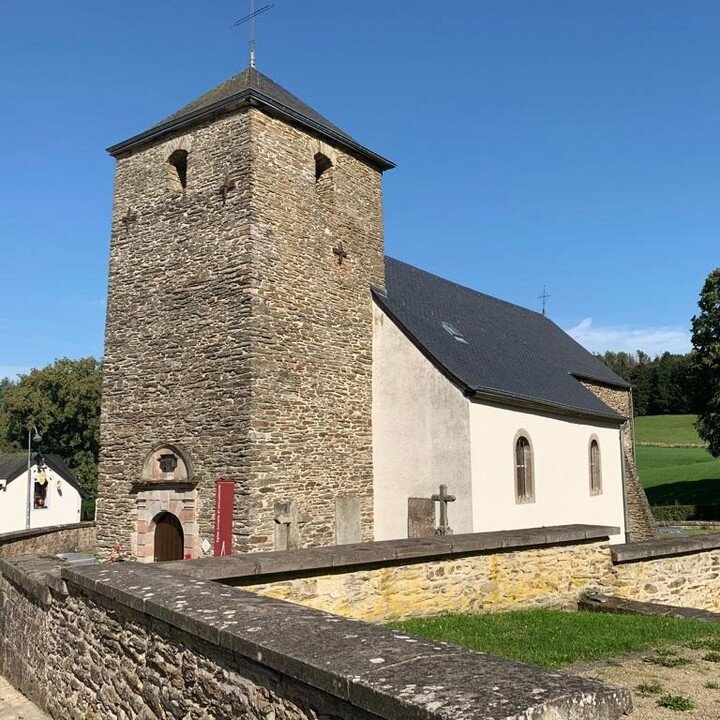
[0,377,15,408]
[691,268,720,456]
[0,358,101,494]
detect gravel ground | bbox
[0,676,49,720]
[575,646,720,719]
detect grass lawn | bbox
[634,414,702,445]
[389,610,720,669]
[636,445,720,505]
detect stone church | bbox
[96,67,657,562]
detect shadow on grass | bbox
[646,478,720,506]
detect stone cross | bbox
[274,500,310,551]
[332,242,348,265]
[121,207,137,230]
[431,484,456,536]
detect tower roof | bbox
[107,67,395,170]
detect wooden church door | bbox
[154,512,184,562]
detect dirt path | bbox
[575,645,720,719]
[0,677,49,720]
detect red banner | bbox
[214,479,234,556]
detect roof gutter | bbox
[107,90,396,171]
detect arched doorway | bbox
[153,512,184,562]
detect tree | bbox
[691,268,720,456]
[0,358,101,494]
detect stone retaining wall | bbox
[170,525,618,622]
[610,535,720,612]
[0,555,631,720]
[170,526,720,621]
[0,523,95,558]
[244,540,613,622]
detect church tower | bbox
[97,68,394,560]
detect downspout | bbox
[620,428,630,543]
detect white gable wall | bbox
[373,303,627,543]
[372,304,473,540]
[469,402,626,543]
[0,466,83,534]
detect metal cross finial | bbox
[234,1,275,69]
[538,285,551,317]
[431,484,456,536]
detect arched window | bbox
[314,153,334,204]
[515,434,535,503]
[168,149,189,192]
[589,438,602,495]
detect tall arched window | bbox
[515,434,535,503]
[589,438,602,495]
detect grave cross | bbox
[274,500,310,550]
[431,484,456,536]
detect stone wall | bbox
[99,98,386,559]
[98,109,255,559]
[245,539,614,622]
[170,526,720,620]
[581,380,659,542]
[245,110,385,550]
[610,535,720,612]
[0,555,632,720]
[0,522,95,558]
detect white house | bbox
[373,258,629,544]
[0,453,87,534]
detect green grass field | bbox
[634,415,720,507]
[389,610,720,669]
[634,414,702,445]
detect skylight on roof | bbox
[442,321,468,344]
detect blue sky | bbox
[2,0,719,379]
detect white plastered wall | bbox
[469,401,626,543]
[0,466,83,534]
[372,304,473,540]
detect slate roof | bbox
[0,453,89,498]
[374,258,629,422]
[108,67,395,170]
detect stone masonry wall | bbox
[581,381,659,542]
[0,571,366,720]
[243,540,615,622]
[0,523,95,558]
[246,110,385,550]
[98,103,385,559]
[98,110,255,558]
[0,557,632,720]
[610,536,720,612]
[612,550,720,611]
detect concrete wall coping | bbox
[611,533,720,564]
[166,524,620,583]
[57,560,631,720]
[0,522,95,546]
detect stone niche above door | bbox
[139,444,194,486]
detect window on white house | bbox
[34,477,49,509]
[515,435,535,503]
[590,438,602,495]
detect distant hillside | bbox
[634,414,703,447]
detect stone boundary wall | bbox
[0,556,631,720]
[170,525,720,620]
[0,522,95,558]
[170,525,620,622]
[610,534,720,612]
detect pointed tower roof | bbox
[107,67,395,170]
